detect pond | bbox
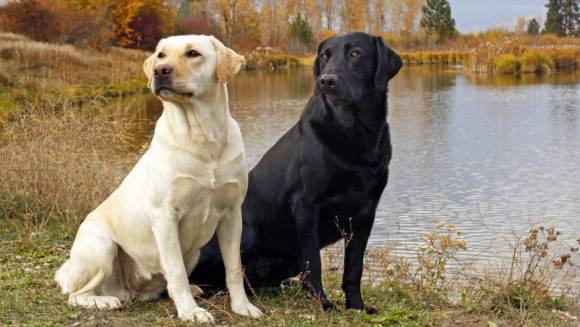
[106,67,580,262]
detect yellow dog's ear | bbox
[210,36,245,83]
[143,53,156,87]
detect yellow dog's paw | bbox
[232,301,263,318]
[69,295,122,310]
[178,307,215,324]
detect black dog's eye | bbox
[320,53,328,62]
[157,52,166,59]
[350,50,362,59]
[185,50,201,58]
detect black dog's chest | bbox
[320,169,383,217]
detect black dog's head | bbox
[314,32,402,106]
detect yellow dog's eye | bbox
[350,50,362,58]
[157,52,166,59]
[185,50,201,58]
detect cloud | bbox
[449,0,547,32]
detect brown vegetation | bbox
[465,37,579,74]
[0,33,148,121]
[0,101,142,226]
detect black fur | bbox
[190,32,402,313]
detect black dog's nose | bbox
[154,64,173,78]
[318,74,337,89]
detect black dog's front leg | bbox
[342,213,378,314]
[293,202,336,311]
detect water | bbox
[88,67,580,262]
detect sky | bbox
[449,0,548,32]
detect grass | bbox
[0,102,142,226]
[0,33,149,121]
[1,211,578,326]
[495,54,521,74]
[520,50,555,74]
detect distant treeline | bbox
[0,0,578,54]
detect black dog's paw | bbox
[322,300,337,311]
[345,303,379,315]
[364,306,378,315]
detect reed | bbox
[465,37,579,74]
[400,51,470,66]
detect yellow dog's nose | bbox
[154,64,173,78]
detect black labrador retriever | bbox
[191,32,402,313]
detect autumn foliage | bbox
[0,0,578,54]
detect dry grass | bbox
[0,101,143,227]
[465,37,579,74]
[401,51,470,66]
[0,33,149,122]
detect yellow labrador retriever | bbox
[55,35,262,323]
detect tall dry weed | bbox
[0,100,144,227]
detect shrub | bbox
[174,13,223,42]
[0,0,63,43]
[495,54,521,74]
[0,0,110,49]
[129,10,163,51]
[288,15,314,55]
[520,50,555,73]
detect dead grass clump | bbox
[465,38,525,73]
[0,101,143,226]
[460,226,579,322]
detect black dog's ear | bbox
[374,36,402,90]
[313,39,328,79]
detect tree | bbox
[561,0,579,36]
[545,0,564,35]
[420,0,456,43]
[288,15,314,54]
[214,0,260,48]
[321,0,335,30]
[340,0,367,32]
[515,17,527,34]
[527,18,541,35]
[402,0,424,37]
[370,0,386,34]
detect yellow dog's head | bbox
[143,35,245,102]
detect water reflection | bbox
[112,67,580,262]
